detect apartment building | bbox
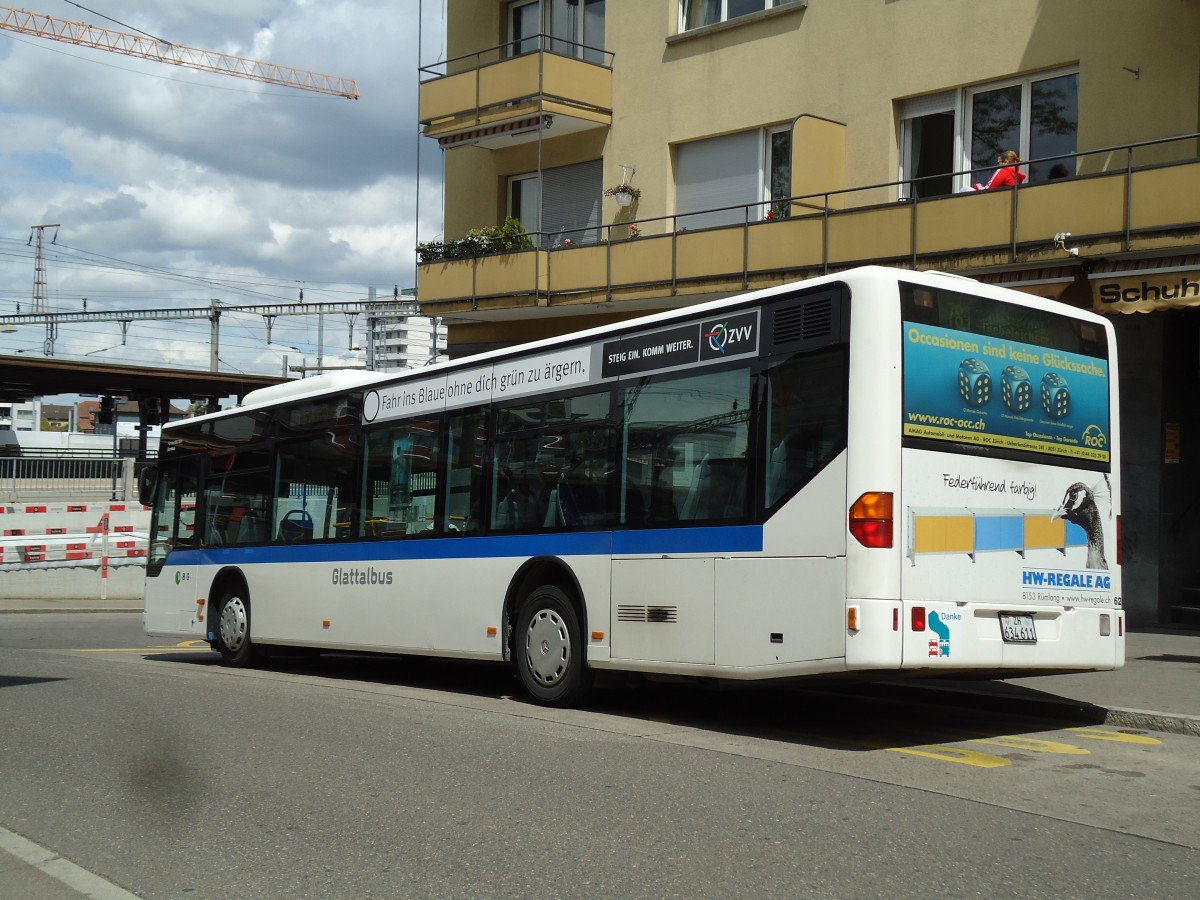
[369,315,449,371]
[0,399,39,431]
[416,0,1200,624]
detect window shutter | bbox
[675,130,760,230]
[542,159,602,246]
[898,91,955,121]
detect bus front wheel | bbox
[215,588,256,667]
[515,585,590,707]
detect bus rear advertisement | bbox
[142,266,1122,705]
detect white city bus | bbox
[142,266,1123,705]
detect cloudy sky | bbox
[0,0,446,377]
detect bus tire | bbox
[515,585,590,707]
[215,587,256,667]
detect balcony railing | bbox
[416,132,1200,308]
[419,35,613,146]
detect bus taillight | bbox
[849,492,893,548]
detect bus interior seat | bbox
[557,478,604,527]
[279,514,314,543]
[681,456,744,520]
[711,460,746,519]
[680,454,711,520]
[235,513,266,544]
[769,423,841,502]
[624,481,646,525]
[543,489,565,527]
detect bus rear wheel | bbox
[215,588,256,667]
[515,585,590,707]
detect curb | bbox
[858,680,1200,737]
[1101,705,1200,738]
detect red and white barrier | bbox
[0,503,150,569]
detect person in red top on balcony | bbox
[973,150,1027,190]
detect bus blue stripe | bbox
[167,525,763,566]
[612,526,762,554]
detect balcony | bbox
[419,37,613,150]
[417,133,1200,316]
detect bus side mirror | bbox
[139,467,160,506]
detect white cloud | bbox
[0,0,443,377]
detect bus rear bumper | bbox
[845,598,904,669]
[896,601,1124,672]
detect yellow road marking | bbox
[886,745,1011,767]
[76,646,211,653]
[1066,727,1162,745]
[969,735,1090,755]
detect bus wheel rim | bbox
[220,597,248,651]
[525,609,569,686]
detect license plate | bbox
[999,613,1037,644]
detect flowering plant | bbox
[628,224,641,239]
[765,202,790,220]
[604,184,641,199]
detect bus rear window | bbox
[900,282,1111,469]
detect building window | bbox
[676,125,790,230]
[681,0,798,31]
[968,71,1078,185]
[899,68,1078,196]
[767,125,792,215]
[509,0,606,61]
[508,159,603,247]
[899,92,956,199]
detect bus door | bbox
[144,461,202,634]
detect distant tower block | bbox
[1001,365,1033,413]
[958,358,991,407]
[1041,372,1070,419]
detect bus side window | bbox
[202,448,272,548]
[361,419,442,538]
[764,348,848,508]
[274,437,358,542]
[624,366,752,525]
[493,391,615,533]
[444,412,487,537]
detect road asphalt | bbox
[2,592,1197,738]
[2,594,1197,898]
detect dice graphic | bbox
[958,358,991,407]
[1041,372,1070,418]
[1000,365,1033,413]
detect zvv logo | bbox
[699,312,758,360]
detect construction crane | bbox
[0,4,358,99]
